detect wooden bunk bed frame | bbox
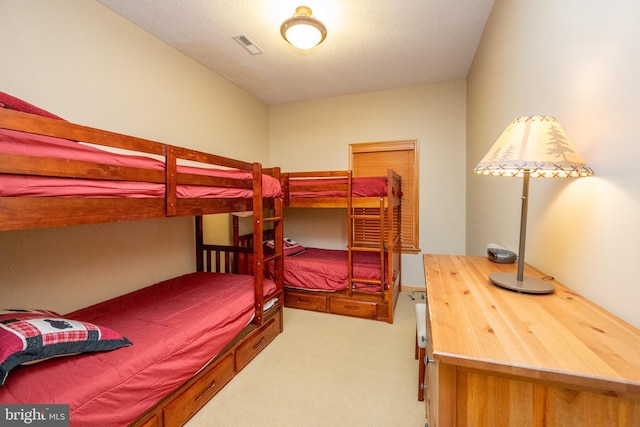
[279,169,402,323]
[0,106,285,426]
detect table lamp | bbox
[473,116,593,294]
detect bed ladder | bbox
[347,175,386,299]
[252,164,284,326]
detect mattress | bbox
[0,128,281,198]
[278,247,388,292]
[0,272,277,427]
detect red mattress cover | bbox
[275,247,388,292]
[0,272,276,427]
[289,176,388,198]
[0,128,281,198]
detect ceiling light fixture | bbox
[280,6,327,50]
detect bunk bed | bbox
[277,169,402,323]
[0,93,284,427]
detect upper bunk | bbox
[282,169,402,209]
[0,94,281,231]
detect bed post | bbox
[347,170,354,297]
[232,215,240,246]
[166,145,177,217]
[388,170,402,323]
[271,167,285,313]
[195,215,204,272]
[252,162,265,326]
[385,169,395,323]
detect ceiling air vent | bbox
[232,34,263,55]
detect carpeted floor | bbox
[185,290,427,427]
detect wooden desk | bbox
[423,254,640,427]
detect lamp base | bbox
[488,272,555,294]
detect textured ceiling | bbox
[96,0,494,105]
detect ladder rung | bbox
[264,253,281,263]
[350,246,383,252]
[264,216,282,222]
[353,241,388,248]
[352,278,383,285]
[350,214,381,220]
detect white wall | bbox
[270,82,468,286]
[0,1,269,313]
[467,0,640,327]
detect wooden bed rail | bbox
[281,170,352,207]
[232,216,277,248]
[199,243,254,274]
[0,107,165,155]
[0,108,279,229]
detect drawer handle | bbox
[194,380,217,403]
[344,305,359,311]
[252,336,266,350]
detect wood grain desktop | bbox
[422,254,640,426]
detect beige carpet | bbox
[186,290,427,427]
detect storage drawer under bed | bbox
[285,291,328,311]
[163,352,235,426]
[330,298,378,319]
[235,312,281,371]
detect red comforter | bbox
[289,176,389,198]
[0,128,281,198]
[0,272,276,426]
[277,247,388,292]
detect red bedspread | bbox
[0,128,281,198]
[277,247,388,292]
[0,272,277,427]
[289,176,388,198]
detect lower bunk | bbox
[235,225,400,323]
[280,247,401,323]
[0,264,282,427]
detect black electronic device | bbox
[487,247,517,264]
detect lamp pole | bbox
[516,170,530,285]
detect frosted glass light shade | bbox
[280,6,327,50]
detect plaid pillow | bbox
[0,309,131,385]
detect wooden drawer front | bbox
[330,298,377,319]
[137,414,159,427]
[236,314,281,371]
[285,292,327,311]
[163,352,234,426]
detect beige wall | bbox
[467,0,640,327]
[270,82,468,286]
[0,1,269,313]
[9,0,631,330]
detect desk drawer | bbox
[330,298,377,319]
[163,352,234,426]
[235,314,280,371]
